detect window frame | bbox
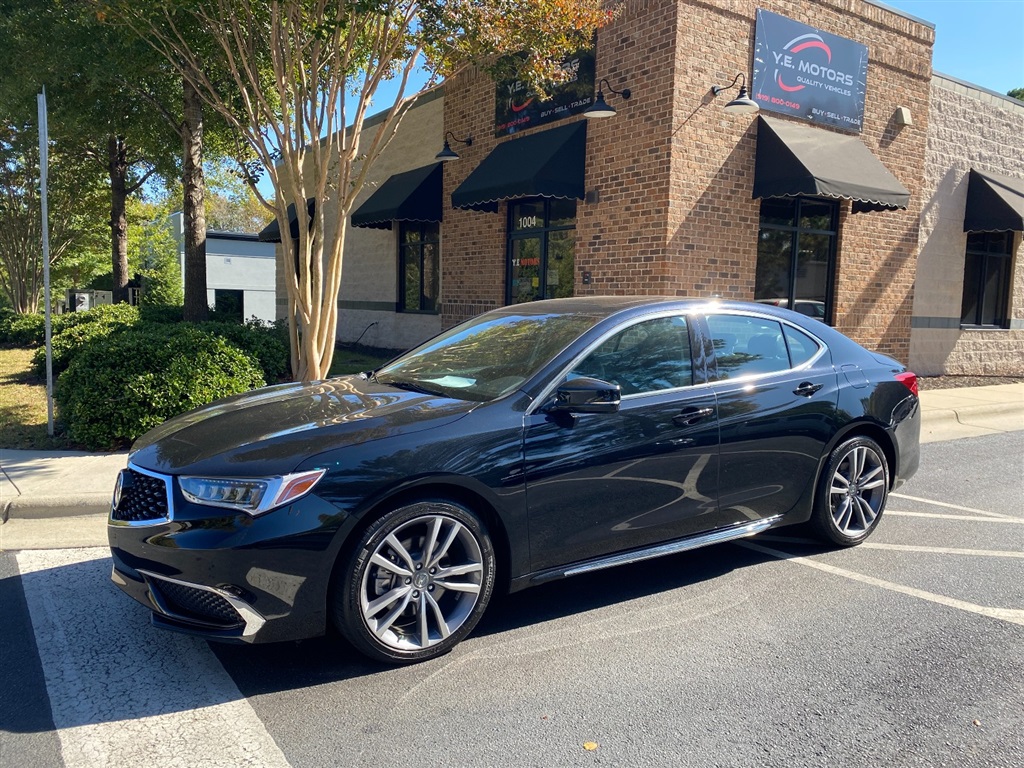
[397,221,440,314]
[505,197,577,304]
[755,196,839,325]
[960,231,1014,329]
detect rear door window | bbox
[706,314,789,379]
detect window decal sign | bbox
[495,49,595,136]
[752,9,869,133]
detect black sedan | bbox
[109,297,920,663]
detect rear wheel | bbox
[334,500,495,664]
[812,436,889,546]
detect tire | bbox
[811,436,890,546]
[333,500,495,664]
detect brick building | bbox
[296,0,1022,374]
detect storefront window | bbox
[399,222,440,313]
[754,197,837,323]
[507,199,576,303]
[960,231,1013,328]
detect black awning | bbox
[452,121,586,212]
[964,169,1024,232]
[258,198,316,243]
[753,116,910,212]
[351,163,444,230]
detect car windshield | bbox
[374,311,602,402]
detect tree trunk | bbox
[108,135,130,304]
[181,74,208,322]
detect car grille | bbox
[112,468,169,523]
[151,578,242,627]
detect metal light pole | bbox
[38,87,54,437]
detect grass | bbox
[0,347,76,450]
[0,343,398,451]
[328,344,399,377]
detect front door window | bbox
[507,198,576,303]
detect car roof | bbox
[490,295,797,322]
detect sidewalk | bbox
[1,383,1022,549]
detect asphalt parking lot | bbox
[3,431,1022,768]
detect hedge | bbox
[56,324,265,450]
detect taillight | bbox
[895,371,918,397]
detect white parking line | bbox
[738,540,1024,627]
[16,548,291,768]
[886,511,1024,523]
[889,493,1018,520]
[859,543,1024,558]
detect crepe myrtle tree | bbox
[107,0,614,380]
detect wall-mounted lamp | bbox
[711,73,759,115]
[894,106,913,126]
[435,132,473,161]
[584,78,632,119]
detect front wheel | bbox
[811,436,890,546]
[333,500,495,664]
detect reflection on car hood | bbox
[129,376,475,476]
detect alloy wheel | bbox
[358,513,485,652]
[829,444,887,536]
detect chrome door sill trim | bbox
[535,516,783,583]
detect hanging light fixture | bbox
[711,73,759,115]
[584,78,632,119]
[435,132,473,161]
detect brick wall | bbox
[910,76,1024,375]
[665,0,932,361]
[439,0,933,363]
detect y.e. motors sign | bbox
[495,50,595,137]
[752,9,868,132]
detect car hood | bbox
[129,376,475,476]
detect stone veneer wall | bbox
[910,76,1024,375]
[440,0,933,362]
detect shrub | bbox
[138,303,186,325]
[31,304,143,377]
[0,312,45,346]
[198,318,290,382]
[57,324,265,450]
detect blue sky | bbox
[880,0,1024,94]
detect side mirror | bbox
[551,377,621,414]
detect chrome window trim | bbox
[525,305,828,416]
[139,569,267,638]
[107,462,175,528]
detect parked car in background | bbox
[109,297,920,663]
[756,297,827,320]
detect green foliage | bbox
[1009,87,1024,102]
[0,312,45,346]
[57,324,264,450]
[138,303,186,324]
[0,119,108,313]
[196,319,290,382]
[30,305,142,377]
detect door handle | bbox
[673,406,715,426]
[793,381,824,397]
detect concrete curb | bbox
[4,494,111,521]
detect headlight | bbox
[179,469,326,516]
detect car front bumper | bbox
[107,464,354,644]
